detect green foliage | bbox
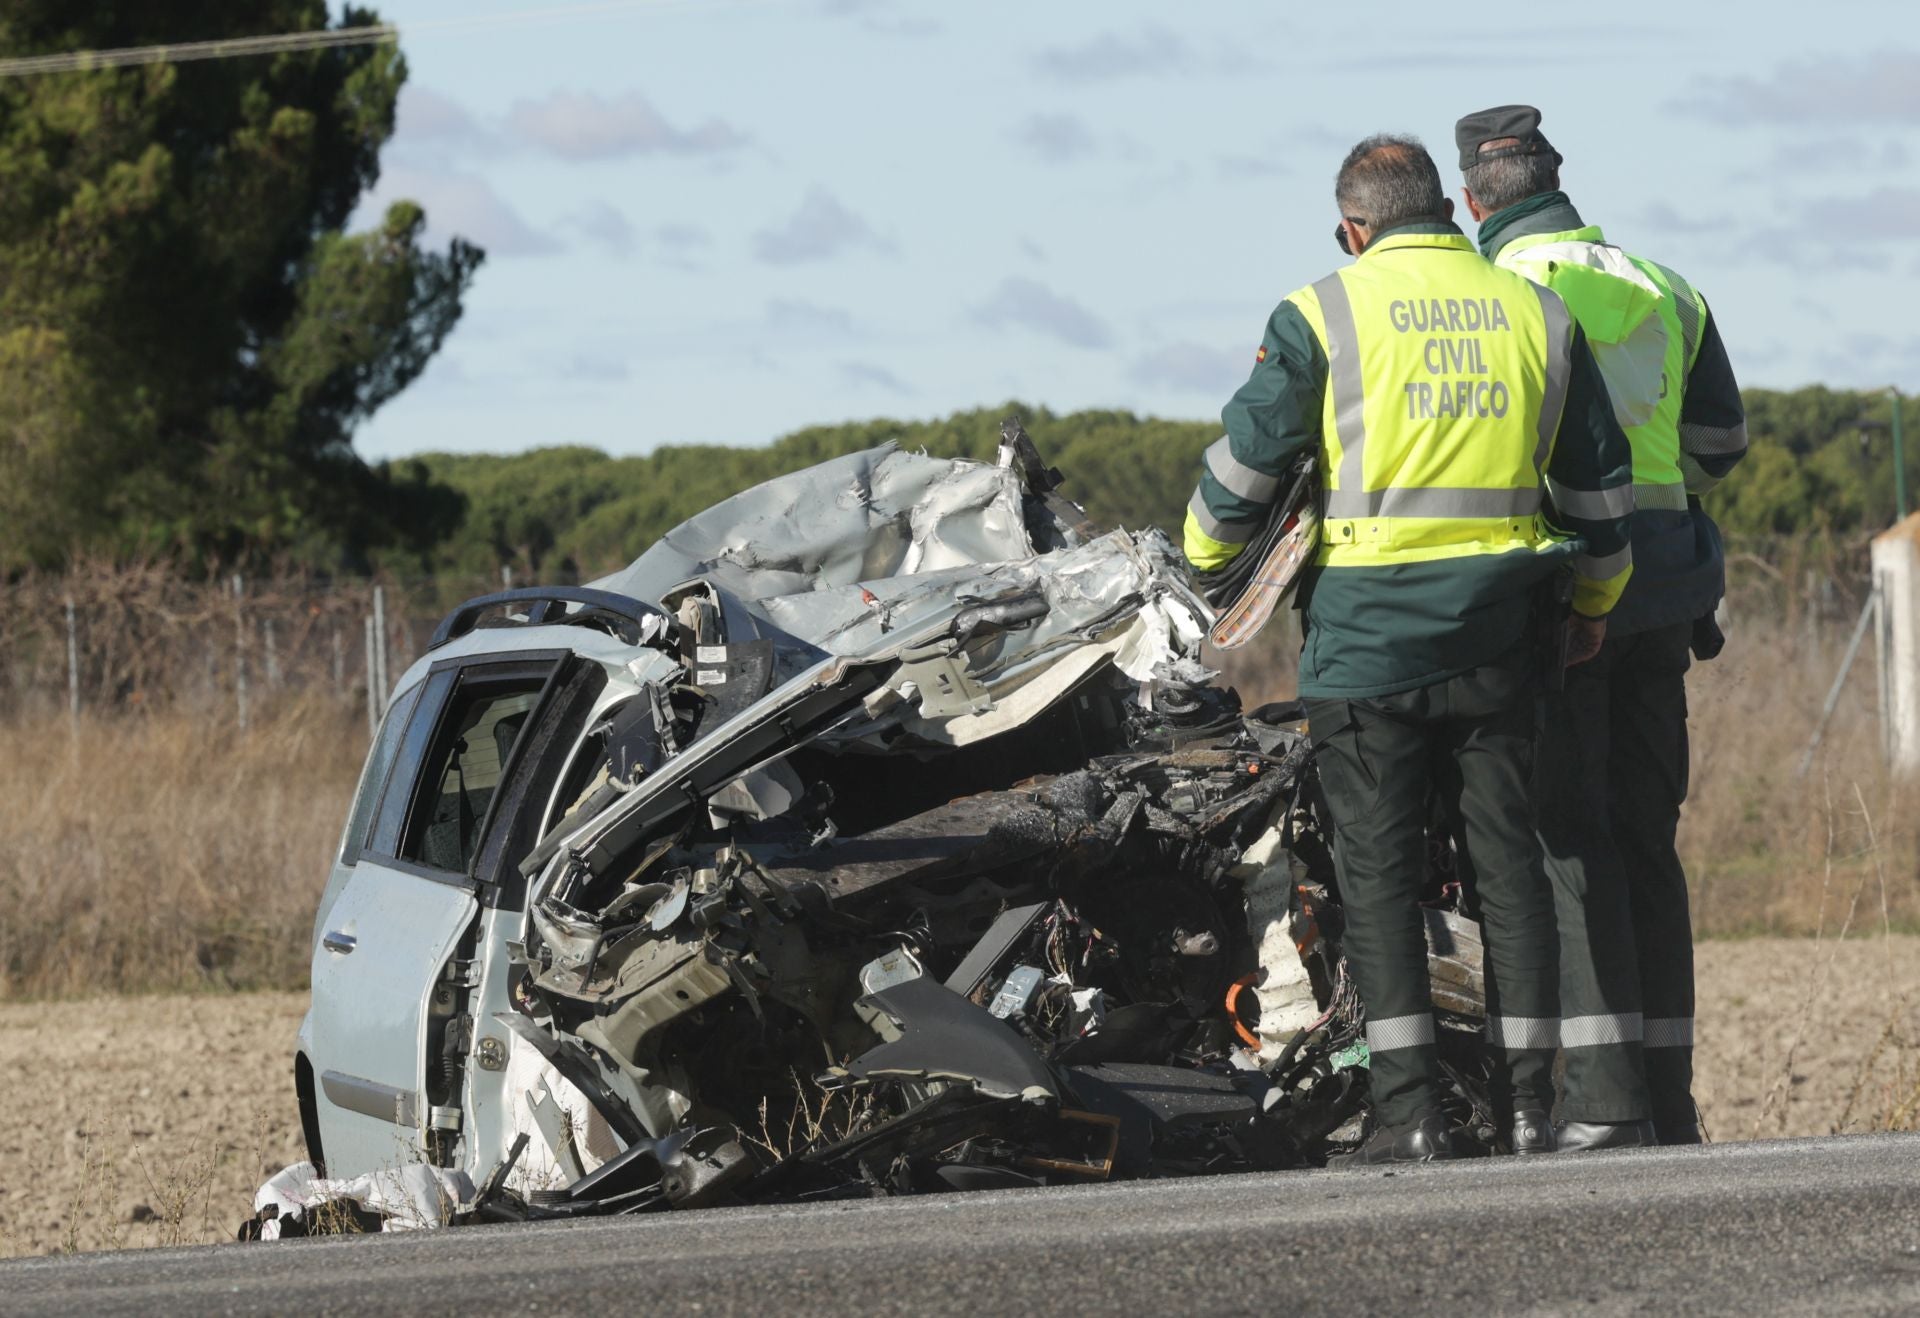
[395,405,1214,579]
[399,386,1911,581]
[0,4,480,571]
[1717,386,1908,540]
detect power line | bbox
[0,2,702,79]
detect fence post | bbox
[1871,517,1920,773]
[1795,589,1880,779]
[263,619,281,691]
[331,623,345,695]
[501,564,514,590]
[231,573,249,732]
[64,593,79,737]
[364,615,379,739]
[372,584,388,721]
[1803,571,1819,679]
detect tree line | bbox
[389,387,1910,582]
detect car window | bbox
[365,668,458,861]
[338,683,423,867]
[401,684,544,873]
[361,658,558,874]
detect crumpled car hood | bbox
[592,444,1045,646]
[589,442,1203,674]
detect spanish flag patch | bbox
[1255,345,1268,364]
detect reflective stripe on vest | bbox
[1187,486,1256,544]
[1201,435,1281,502]
[1548,478,1635,521]
[1662,266,1704,368]
[1636,481,1689,511]
[1292,233,1575,567]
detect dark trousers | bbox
[1306,647,1559,1131]
[1535,621,1696,1129]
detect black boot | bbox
[1509,1108,1556,1155]
[1554,1119,1656,1152]
[1332,1114,1455,1169]
[1655,1121,1703,1145]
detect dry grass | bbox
[0,584,1911,994]
[0,696,361,997]
[1208,603,1920,938]
[744,1072,882,1163]
[1682,626,1920,936]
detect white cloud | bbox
[565,200,637,255]
[1683,51,1920,124]
[1810,187,1920,242]
[1014,113,1098,164]
[753,188,892,265]
[1215,152,1288,181]
[563,354,630,383]
[656,223,711,250]
[839,361,910,394]
[368,167,558,257]
[505,90,747,161]
[1130,341,1248,396]
[971,278,1112,350]
[768,299,855,336]
[395,85,490,149]
[1638,201,1729,237]
[1034,25,1191,81]
[818,0,940,36]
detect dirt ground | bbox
[0,991,308,1259]
[2,938,1916,1259]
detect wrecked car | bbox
[273,421,1497,1233]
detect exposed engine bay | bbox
[256,422,1497,1237]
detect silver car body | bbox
[297,440,1213,1189]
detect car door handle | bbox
[323,930,358,955]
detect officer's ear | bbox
[1441,197,1455,222]
[1460,188,1487,223]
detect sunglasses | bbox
[1335,218,1368,255]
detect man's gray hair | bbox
[1334,134,1447,230]
[1462,137,1560,214]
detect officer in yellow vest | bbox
[1456,105,1747,1150]
[1186,135,1635,1165]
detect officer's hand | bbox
[1565,613,1607,667]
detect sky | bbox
[344,0,1920,461]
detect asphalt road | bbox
[6,1133,1919,1316]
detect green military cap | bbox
[1454,104,1563,171]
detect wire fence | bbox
[0,563,517,727]
[0,535,1884,732]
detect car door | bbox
[306,652,561,1178]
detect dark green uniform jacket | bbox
[1194,221,1635,700]
[1480,192,1747,636]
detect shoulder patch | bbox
[1255,345,1268,364]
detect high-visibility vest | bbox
[1497,225,1709,514]
[1285,231,1577,569]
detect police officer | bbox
[1455,106,1747,1149]
[1185,135,1635,1165]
